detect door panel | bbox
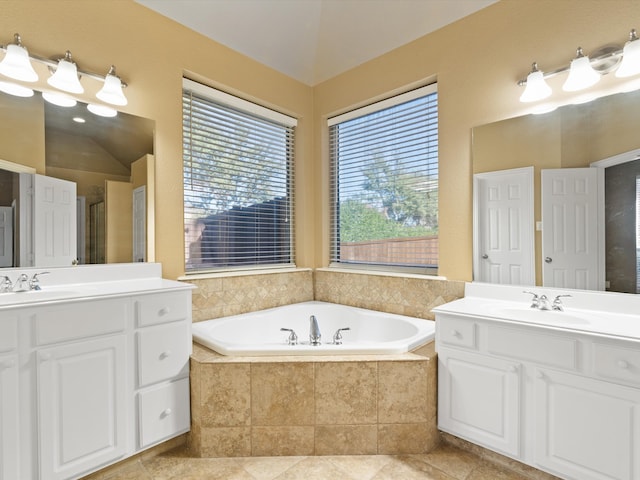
[474,167,535,285]
[541,168,603,290]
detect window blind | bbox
[182,79,296,273]
[328,84,438,272]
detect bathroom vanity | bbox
[0,263,193,480]
[435,282,640,480]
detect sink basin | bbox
[0,288,90,305]
[489,306,599,325]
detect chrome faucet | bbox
[29,271,49,291]
[0,276,12,293]
[13,273,29,292]
[309,315,321,346]
[332,327,350,345]
[537,294,551,310]
[552,294,572,311]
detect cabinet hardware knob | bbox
[161,408,172,417]
[617,360,630,369]
[1,359,15,369]
[159,307,170,316]
[451,330,460,338]
[160,350,172,360]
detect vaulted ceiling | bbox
[136,0,497,86]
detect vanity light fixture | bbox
[518,28,640,103]
[0,34,38,82]
[0,32,129,106]
[616,29,640,78]
[87,103,118,117]
[520,63,552,102]
[96,66,127,106]
[47,51,84,94]
[42,91,77,107]
[562,47,600,91]
[0,80,34,97]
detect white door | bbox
[132,186,146,263]
[37,335,127,480]
[535,368,640,480]
[0,207,13,267]
[541,168,603,290]
[33,174,77,267]
[474,167,535,285]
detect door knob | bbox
[482,254,489,259]
[545,257,553,263]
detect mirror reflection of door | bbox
[0,206,13,267]
[473,167,535,285]
[541,168,604,290]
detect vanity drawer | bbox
[34,300,128,345]
[438,315,477,349]
[136,292,189,327]
[0,315,18,353]
[593,342,640,387]
[137,322,190,387]
[487,325,579,371]
[138,377,190,449]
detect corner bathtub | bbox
[192,301,435,356]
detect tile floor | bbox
[86,443,553,480]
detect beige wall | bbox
[2,0,639,282]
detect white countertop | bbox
[0,263,194,309]
[434,282,640,342]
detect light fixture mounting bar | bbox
[517,47,623,86]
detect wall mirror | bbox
[472,87,640,294]
[0,90,155,268]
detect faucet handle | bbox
[332,327,351,345]
[552,294,572,311]
[29,271,50,291]
[523,291,540,308]
[280,328,298,345]
[0,276,12,293]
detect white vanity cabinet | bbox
[134,292,191,449]
[33,299,129,480]
[0,314,19,480]
[0,263,194,480]
[436,309,640,480]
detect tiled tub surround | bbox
[188,342,438,457]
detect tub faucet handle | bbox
[552,294,572,311]
[0,276,12,293]
[280,328,298,345]
[332,327,351,345]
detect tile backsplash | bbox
[185,268,464,322]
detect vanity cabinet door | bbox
[37,335,128,480]
[438,348,522,458]
[0,354,19,480]
[535,368,640,480]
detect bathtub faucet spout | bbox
[309,315,321,345]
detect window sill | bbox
[317,267,447,281]
[178,267,311,281]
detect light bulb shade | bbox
[520,70,552,102]
[0,43,38,82]
[87,103,118,117]
[96,70,127,106]
[616,35,640,78]
[42,91,77,107]
[0,80,34,97]
[563,54,600,92]
[47,52,84,94]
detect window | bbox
[329,84,438,273]
[182,79,296,273]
